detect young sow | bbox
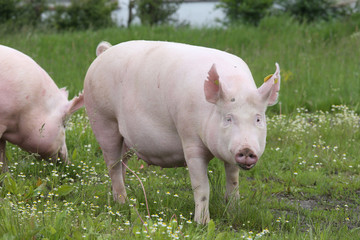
[84,41,280,224]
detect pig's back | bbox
[84,41,222,134]
[0,45,62,112]
[84,40,251,112]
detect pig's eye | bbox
[255,114,265,127]
[224,115,233,126]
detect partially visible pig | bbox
[0,45,84,171]
[84,41,280,224]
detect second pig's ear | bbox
[66,92,84,116]
[60,87,69,99]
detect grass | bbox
[1,16,360,239]
[1,106,359,239]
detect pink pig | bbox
[84,41,280,224]
[0,45,84,171]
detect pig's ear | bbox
[66,92,84,115]
[60,87,69,99]
[204,64,226,104]
[96,41,112,56]
[258,63,281,106]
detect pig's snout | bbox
[58,144,69,164]
[235,148,258,170]
[49,143,69,164]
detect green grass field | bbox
[1,16,360,239]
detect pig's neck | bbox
[201,106,221,159]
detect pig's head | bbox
[204,63,280,170]
[30,89,84,163]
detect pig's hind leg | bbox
[88,115,128,203]
[0,126,8,172]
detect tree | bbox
[127,0,135,27]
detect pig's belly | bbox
[122,128,186,168]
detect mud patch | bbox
[298,199,318,210]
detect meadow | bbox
[0,16,360,239]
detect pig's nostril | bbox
[239,153,244,157]
[249,154,256,159]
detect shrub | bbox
[135,0,181,26]
[17,0,47,26]
[0,0,17,24]
[217,0,274,26]
[51,0,117,31]
[0,0,46,27]
[276,0,349,23]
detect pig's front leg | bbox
[184,146,211,224]
[224,162,240,201]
